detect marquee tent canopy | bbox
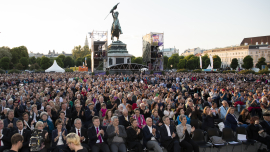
[45,60,65,73]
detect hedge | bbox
[257,69,270,74]
[177,69,188,72]
[192,69,202,73]
[238,69,255,74]
[106,71,109,75]
[8,69,21,74]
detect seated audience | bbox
[219,100,229,120]
[119,109,131,129]
[52,119,69,152]
[133,108,146,129]
[259,110,270,136]
[11,120,31,152]
[69,118,89,151]
[0,119,11,151]
[66,133,88,152]
[102,109,113,127]
[177,108,191,125]
[225,107,240,131]
[9,133,24,152]
[4,110,19,132]
[238,109,251,128]
[202,106,216,131]
[33,121,50,152]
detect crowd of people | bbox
[0,72,270,152]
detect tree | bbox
[56,57,64,68]
[9,46,29,65]
[242,55,253,69]
[213,55,221,69]
[205,58,210,68]
[36,57,41,66]
[168,54,180,69]
[72,45,91,59]
[57,55,65,62]
[0,57,10,70]
[201,54,209,69]
[40,56,51,69]
[163,56,168,69]
[29,56,36,64]
[15,63,24,70]
[85,54,91,68]
[256,57,267,70]
[29,63,40,70]
[0,46,12,60]
[131,57,143,64]
[64,56,75,68]
[186,58,197,70]
[20,57,29,70]
[230,58,238,70]
[75,58,83,66]
[178,59,186,69]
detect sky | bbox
[0,0,270,57]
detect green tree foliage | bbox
[0,46,12,60]
[85,54,91,68]
[0,57,10,70]
[64,56,75,68]
[15,63,24,70]
[242,55,253,69]
[213,55,221,69]
[201,54,209,69]
[163,56,168,69]
[178,59,186,69]
[40,56,51,69]
[186,58,197,70]
[57,54,65,62]
[29,63,40,70]
[36,57,41,66]
[75,57,84,66]
[230,58,238,70]
[72,45,91,59]
[9,46,29,65]
[29,56,36,64]
[168,54,180,69]
[205,58,210,68]
[19,57,29,70]
[56,58,64,68]
[131,57,143,64]
[256,57,267,70]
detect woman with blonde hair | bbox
[225,107,239,131]
[33,121,50,152]
[66,133,88,152]
[202,106,216,131]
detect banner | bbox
[200,56,202,69]
[210,55,213,69]
[151,33,164,46]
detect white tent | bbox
[206,64,212,69]
[45,60,65,73]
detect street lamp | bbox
[170,64,173,69]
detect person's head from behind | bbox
[66,133,81,150]
[11,133,24,149]
[74,118,82,129]
[240,109,249,117]
[146,117,152,127]
[263,110,270,122]
[92,116,100,127]
[35,121,44,130]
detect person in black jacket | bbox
[12,120,31,152]
[58,102,71,119]
[0,119,12,151]
[12,101,24,119]
[260,111,270,136]
[202,106,216,131]
[72,104,84,124]
[119,109,131,129]
[247,116,270,151]
[126,117,143,152]
[87,116,110,152]
[69,118,89,151]
[45,105,58,124]
[160,116,180,152]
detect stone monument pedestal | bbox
[107,41,133,67]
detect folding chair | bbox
[222,128,242,152]
[207,128,228,152]
[193,129,213,152]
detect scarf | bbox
[101,108,107,117]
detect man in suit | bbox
[58,102,71,119]
[87,116,110,152]
[106,116,127,152]
[70,118,89,150]
[12,120,31,152]
[203,97,212,108]
[4,110,19,132]
[84,103,97,129]
[115,92,122,106]
[142,117,163,152]
[119,109,131,129]
[160,116,181,152]
[45,105,58,123]
[260,111,270,135]
[0,119,12,151]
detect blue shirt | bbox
[177,115,190,125]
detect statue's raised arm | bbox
[109,3,123,41]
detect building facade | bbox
[181,47,203,56]
[29,50,72,58]
[161,48,179,57]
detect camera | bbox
[29,129,44,151]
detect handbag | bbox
[210,136,226,145]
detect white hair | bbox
[111,116,118,122]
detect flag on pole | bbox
[200,55,202,69]
[210,55,213,69]
[85,57,87,66]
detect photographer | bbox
[30,121,50,152]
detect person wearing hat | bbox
[260,110,270,136]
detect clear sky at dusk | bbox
[0,0,269,57]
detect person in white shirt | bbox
[52,119,69,151]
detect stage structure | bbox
[142,32,164,71]
[89,30,108,72]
